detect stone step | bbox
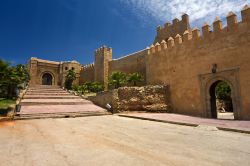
[25,92,71,95]
[18,104,107,114]
[28,86,61,89]
[20,99,91,106]
[14,112,111,120]
[27,90,67,93]
[23,95,80,99]
[28,89,65,92]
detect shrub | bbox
[89,82,104,93]
[127,72,143,86]
[64,69,76,90]
[0,59,29,98]
[109,72,127,89]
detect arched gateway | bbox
[200,68,241,120]
[42,73,53,85]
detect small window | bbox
[65,67,68,70]
[72,67,75,70]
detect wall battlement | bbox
[82,63,94,71]
[154,14,191,44]
[149,5,250,55]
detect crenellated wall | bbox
[28,4,250,119]
[79,64,95,84]
[146,5,250,119]
[154,14,191,44]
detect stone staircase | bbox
[15,85,110,120]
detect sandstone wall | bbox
[79,64,95,84]
[88,85,171,113]
[109,49,147,85]
[147,9,250,119]
[28,58,81,87]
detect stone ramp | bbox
[16,86,110,120]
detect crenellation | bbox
[164,22,171,28]
[168,37,175,48]
[157,26,163,32]
[154,14,191,43]
[213,17,223,33]
[150,44,156,54]
[175,34,182,44]
[183,30,192,42]
[172,18,180,25]
[181,14,189,24]
[155,42,161,52]
[161,40,168,50]
[202,23,211,38]
[192,27,201,40]
[150,7,250,55]
[227,11,238,30]
[241,5,250,23]
[83,63,94,71]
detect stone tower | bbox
[94,46,112,90]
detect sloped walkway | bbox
[15,86,110,120]
[119,113,250,134]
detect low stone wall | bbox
[88,91,113,109]
[88,85,171,113]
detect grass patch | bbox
[0,98,16,115]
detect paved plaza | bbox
[0,116,249,166]
[119,113,250,133]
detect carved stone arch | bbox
[200,68,242,119]
[40,71,56,86]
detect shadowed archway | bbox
[42,73,53,85]
[209,80,233,119]
[200,68,241,120]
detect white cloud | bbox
[120,0,250,25]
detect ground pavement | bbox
[119,113,250,134]
[0,116,249,166]
[15,86,110,120]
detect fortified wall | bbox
[146,5,250,119]
[28,5,250,120]
[79,47,147,89]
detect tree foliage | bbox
[109,72,127,89]
[64,69,76,90]
[215,81,231,100]
[127,72,143,86]
[73,82,104,95]
[0,59,29,98]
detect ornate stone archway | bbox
[40,71,55,86]
[199,68,242,120]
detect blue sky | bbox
[0,0,249,65]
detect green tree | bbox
[109,72,127,89]
[0,59,29,98]
[127,72,143,86]
[215,81,231,100]
[64,69,76,90]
